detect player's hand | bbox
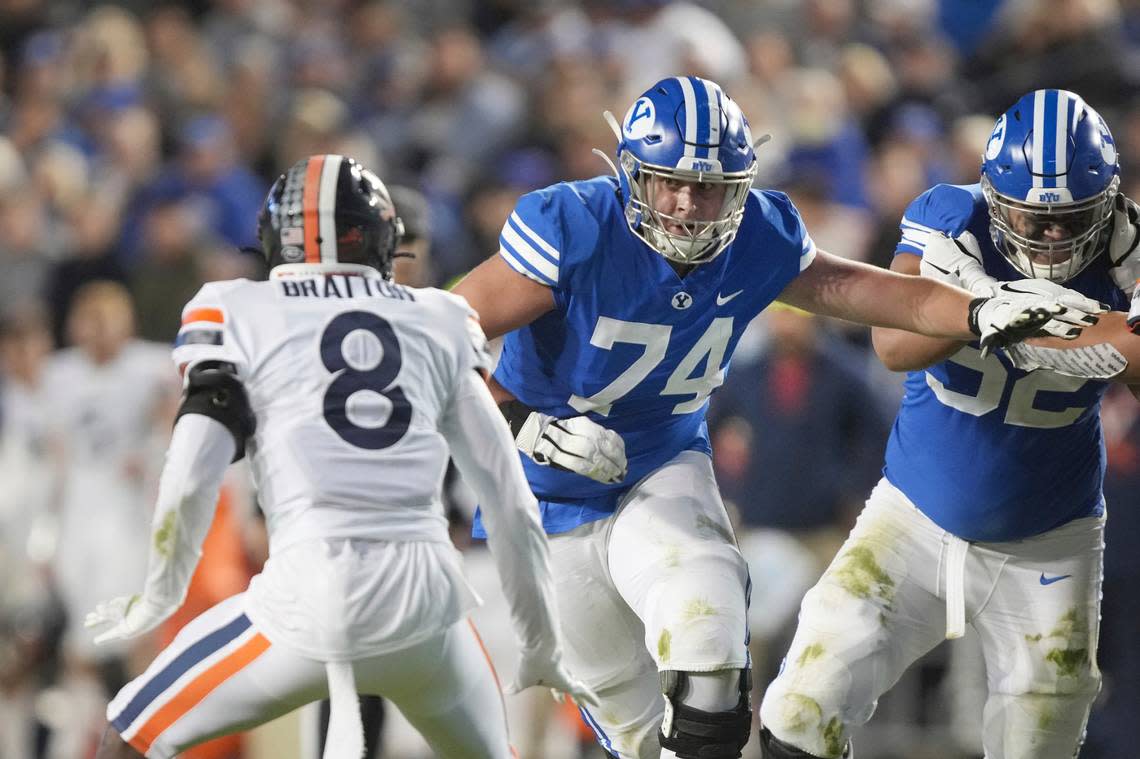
[85,594,173,645]
[968,292,1099,357]
[1129,285,1140,334]
[1108,194,1140,294]
[505,645,599,707]
[989,280,1108,325]
[515,412,627,484]
[919,231,998,294]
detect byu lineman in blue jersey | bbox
[452,78,1102,759]
[759,90,1140,759]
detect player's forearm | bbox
[141,414,233,610]
[1026,311,1140,382]
[871,326,966,372]
[781,251,976,339]
[443,375,561,651]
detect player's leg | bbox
[367,618,513,759]
[758,479,948,758]
[304,696,384,759]
[543,515,664,758]
[972,515,1104,759]
[607,450,752,758]
[100,594,327,759]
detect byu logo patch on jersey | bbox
[671,292,693,310]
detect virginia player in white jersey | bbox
[86,155,593,759]
[451,76,1104,759]
[759,90,1140,759]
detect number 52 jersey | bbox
[173,265,492,553]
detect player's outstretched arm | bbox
[778,249,1100,352]
[441,370,596,705]
[451,254,556,340]
[871,253,968,371]
[1004,310,1140,381]
[85,414,234,643]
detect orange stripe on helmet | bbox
[303,155,325,263]
[128,632,271,755]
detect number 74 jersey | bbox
[492,177,815,520]
[173,268,492,550]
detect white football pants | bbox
[761,478,1103,759]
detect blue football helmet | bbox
[981,89,1120,282]
[614,76,757,265]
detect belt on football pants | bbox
[323,661,364,759]
[944,535,969,639]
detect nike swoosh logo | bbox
[999,283,1040,296]
[1039,573,1073,585]
[716,290,744,306]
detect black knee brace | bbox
[658,669,752,759]
[758,725,852,759]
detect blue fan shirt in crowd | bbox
[885,182,1129,542]
[472,176,815,536]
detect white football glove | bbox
[987,280,1108,335]
[1108,194,1140,294]
[968,291,1100,357]
[516,412,627,484]
[919,231,998,294]
[85,594,176,645]
[505,644,599,707]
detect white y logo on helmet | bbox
[985,114,1006,161]
[1098,120,1117,166]
[624,98,656,140]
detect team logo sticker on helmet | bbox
[985,113,1006,161]
[624,98,656,140]
[1099,120,1117,166]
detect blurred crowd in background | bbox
[1,0,1139,757]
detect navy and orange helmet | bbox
[257,154,405,278]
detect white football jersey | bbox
[173,264,492,553]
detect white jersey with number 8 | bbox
[174,265,490,551]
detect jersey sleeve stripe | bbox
[901,227,931,249]
[508,212,561,262]
[501,224,559,283]
[182,308,224,325]
[499,245,556,286]
[303,155,325,263]
[799,236,817,272]
[901,218,936,233]
[174,329,223,347]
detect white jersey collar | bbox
[269,263,381,280]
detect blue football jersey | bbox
[473,177,815,535]
[884,183,1128,542]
